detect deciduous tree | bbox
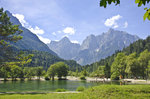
[99,0,150,21]
[111,53,127,80]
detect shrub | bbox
[76,86,85,92]
[45,75,50,80]
[80,76,86,80]
[111,72,119,80]
[55,88,67,92]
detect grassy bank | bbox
[0,85,150,99]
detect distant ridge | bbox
[48,28,140,65]
[47,37,80,60]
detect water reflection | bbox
[0,80,124,92]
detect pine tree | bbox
[0,8,22,63]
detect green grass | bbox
[81,85,150,99]
[76,86,85,92]
[55,88,67,92]
[1,85,150,99]
[0,93,80,99]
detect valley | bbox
[0,0,150,98]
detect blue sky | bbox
[1,0,150,44]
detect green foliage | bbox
[138,49,150,79]
[47,62,69,80]
[100,0,150,21]
[80,76,86,80]
[111,53,127,80]
[9,65,21,81]
[56,62,69,80]
[23,67,36,80]
[81,69,88,77]
[55,88,67,92]
[100,0,120,8]
[76,86,85,92]
[110,71,119,80]
[0,8,23,63]
[90,66,105,78]
[22,50,82,71]
[110,50,150,80]
[47,64,57,80]
[125,53,139,78]
[44,75,50,80]
[143,8,150,20]
[104,63,110,79]
[0,64,10,81]
[35,66,45,80]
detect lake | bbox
[0,80,120,92]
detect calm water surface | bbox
[0,80,120,92]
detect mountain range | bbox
[48,29,139,65]
[6,10,140,66]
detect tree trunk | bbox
[52,76,54,81]
[4,77,7,81]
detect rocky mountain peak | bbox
[60,37,71,43]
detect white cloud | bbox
[52,32,56,35]
[13,13,45,35]
[37,35,51,44]
[113,25,118,28]
[29,26,44,35]
[71,40,79,44]
[57,31,62,33]
[54,40,59,42]
[104,15,122,28]
[12,14,28,27]
[13,13,50,44]
[123,21,128,28]
[63,27,75,35]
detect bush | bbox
[45,75,50,80]
[55,88,67,92]
[80,76,86,80]
[111,72,120,80]
[76,86,85,92]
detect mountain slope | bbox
[75,29,139,65]
[6,11,57,56]
[47,37,80,60]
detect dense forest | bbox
[84,36,150,79]
[23,50,82,71]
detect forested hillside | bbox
[85,36,150,74]
[23,50,82,71]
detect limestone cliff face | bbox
[47,28,139,65]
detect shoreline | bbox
[0,91,80,94]
[1,76,150,84]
